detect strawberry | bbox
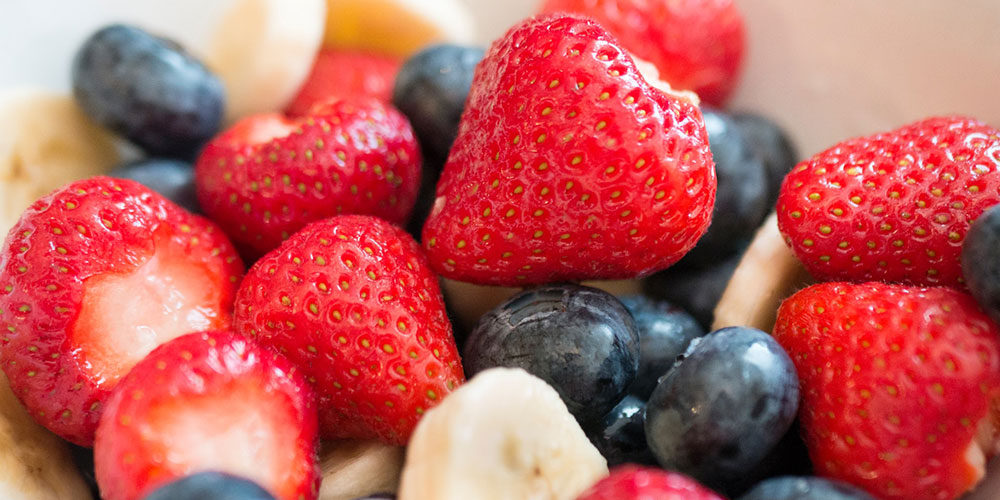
[777,116,1000,288]
[540,0,745,106]
[195,98,421,259]
[94,330,320,500]
[286,49,402,117]
[421,14,715,286]
[0,176,242,445]
[234,215,463,445]
[576,465,724,500]
[773,282,1000,500]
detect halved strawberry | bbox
[0,177,243,445]
[94,330,320,500]
[234,215,463,445]
[421,14,715,286]
[286,49,402,117]
[196,98,421,259]
[774,282,1000,500]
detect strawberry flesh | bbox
[94,330,319,500]
[73,226,229,384]
[0,177,243,445]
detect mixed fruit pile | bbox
[3,1,1000,500]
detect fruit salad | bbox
[2,1,1000,500]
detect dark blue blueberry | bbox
[406,156,447,239]
[617,295,705,399]
[68,444,98,498]
[392,44,484,161]
[962,203,1000,325]
[737,476,876,500]
[109,158,199,213]
[681,108,769,268]
[732,112,798,209]
[645,327,799,489]
[73,24,224,159]
[463,284,639,424]
[643,250,743,329]
[717,419,813,497]
[585,394,655,466]
[142,471,275,500]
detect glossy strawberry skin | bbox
[0,177,242,445]
[541,0,745,106]
[576,465,724,500]
[286,49,402,117]
[777,116,1000,288]
[196,98,421,259]
[774,282,1000,500]
[94,330,320,500]
[421,14,715,286]
[234,215,463,445]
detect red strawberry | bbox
[196,98,421,259]
[777,116,1000,288]
[540,0,745,106]
[234,215,463,445]
[421,14,715,286]
[0,176,242,445]
[774,282,1000,500]
[576,465,723,500]
[286,49,402,117]
[94,330,320,500]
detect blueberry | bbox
[392,44,484,161]
[68,444,98,498]
[645,327,799,489]
[643,250,742,329]
[732,112,798,209]
[109,158,199,213]
[962,203,1000,324]
[585,394,656,466]
[617,295,704,399]
[73,24,224,158]
[142,471,276,500]
[737,476,876,500]
[681,108,769,267]
[463,284,639,424]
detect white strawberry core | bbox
[72,231,225,385]
[630,53,701,106]
[144,379,304,499]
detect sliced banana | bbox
[205,0,326,122]
[399,368,608,500]
[323,0,476,58]
[0,372,93,500]
[0,89,124,236]
[319,440,405,500]
[711,213,813,333]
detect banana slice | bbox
[0,372,93,500]
[319,440,405,500]
[205,0,326,122]
[0,89,124,236]
[399,368,608,500]
[711,213,813,332]
[323,0,476,58]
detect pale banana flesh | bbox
[399,368,608,500]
